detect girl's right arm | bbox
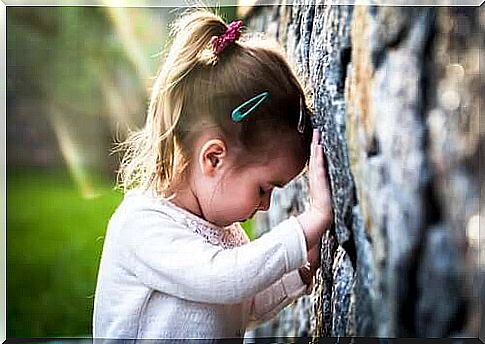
[118,211,309,305]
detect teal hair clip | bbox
[231,91,270,122]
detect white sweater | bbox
[93,189,309,340]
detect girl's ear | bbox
[199,139,227,176]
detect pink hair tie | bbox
[211,20,244,56]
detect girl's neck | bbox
[169,186,206,222]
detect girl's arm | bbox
[246,242,320,330]
[117,211,309,305]
[246,269,310,330]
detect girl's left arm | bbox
[235,223,318,330]
[246,268,313,330]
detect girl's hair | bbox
[117,8,313,196]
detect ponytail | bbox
[117,9,228,195]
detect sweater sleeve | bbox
[119,210,308,305]
[246,267,311,330]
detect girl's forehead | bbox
[252,153,304,185]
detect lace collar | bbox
[135,189,249,249]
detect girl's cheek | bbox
[242,190,259,212]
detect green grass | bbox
[240,219,255,241]
[7,168,256,337]
[7,169,123,337]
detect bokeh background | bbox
[6,5,245,337]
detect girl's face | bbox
[198,146,306,228]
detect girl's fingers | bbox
[308,128,333,224]
[312,130,324,162]
[312,129,321,146]
[314,136,324,163]
[310,129,321,167]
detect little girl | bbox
[93,8,332,340]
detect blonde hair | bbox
[116,8,313,197]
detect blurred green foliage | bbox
[7,169,123,337]
[8,7,131,112]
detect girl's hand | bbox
[297,129,333,249]
[298,243,321,289]
[307,241,321,273]
[308,129,333,223]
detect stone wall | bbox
[244,3,483,338]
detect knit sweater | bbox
[93,189,309,340]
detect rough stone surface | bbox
[244,3,482,339]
